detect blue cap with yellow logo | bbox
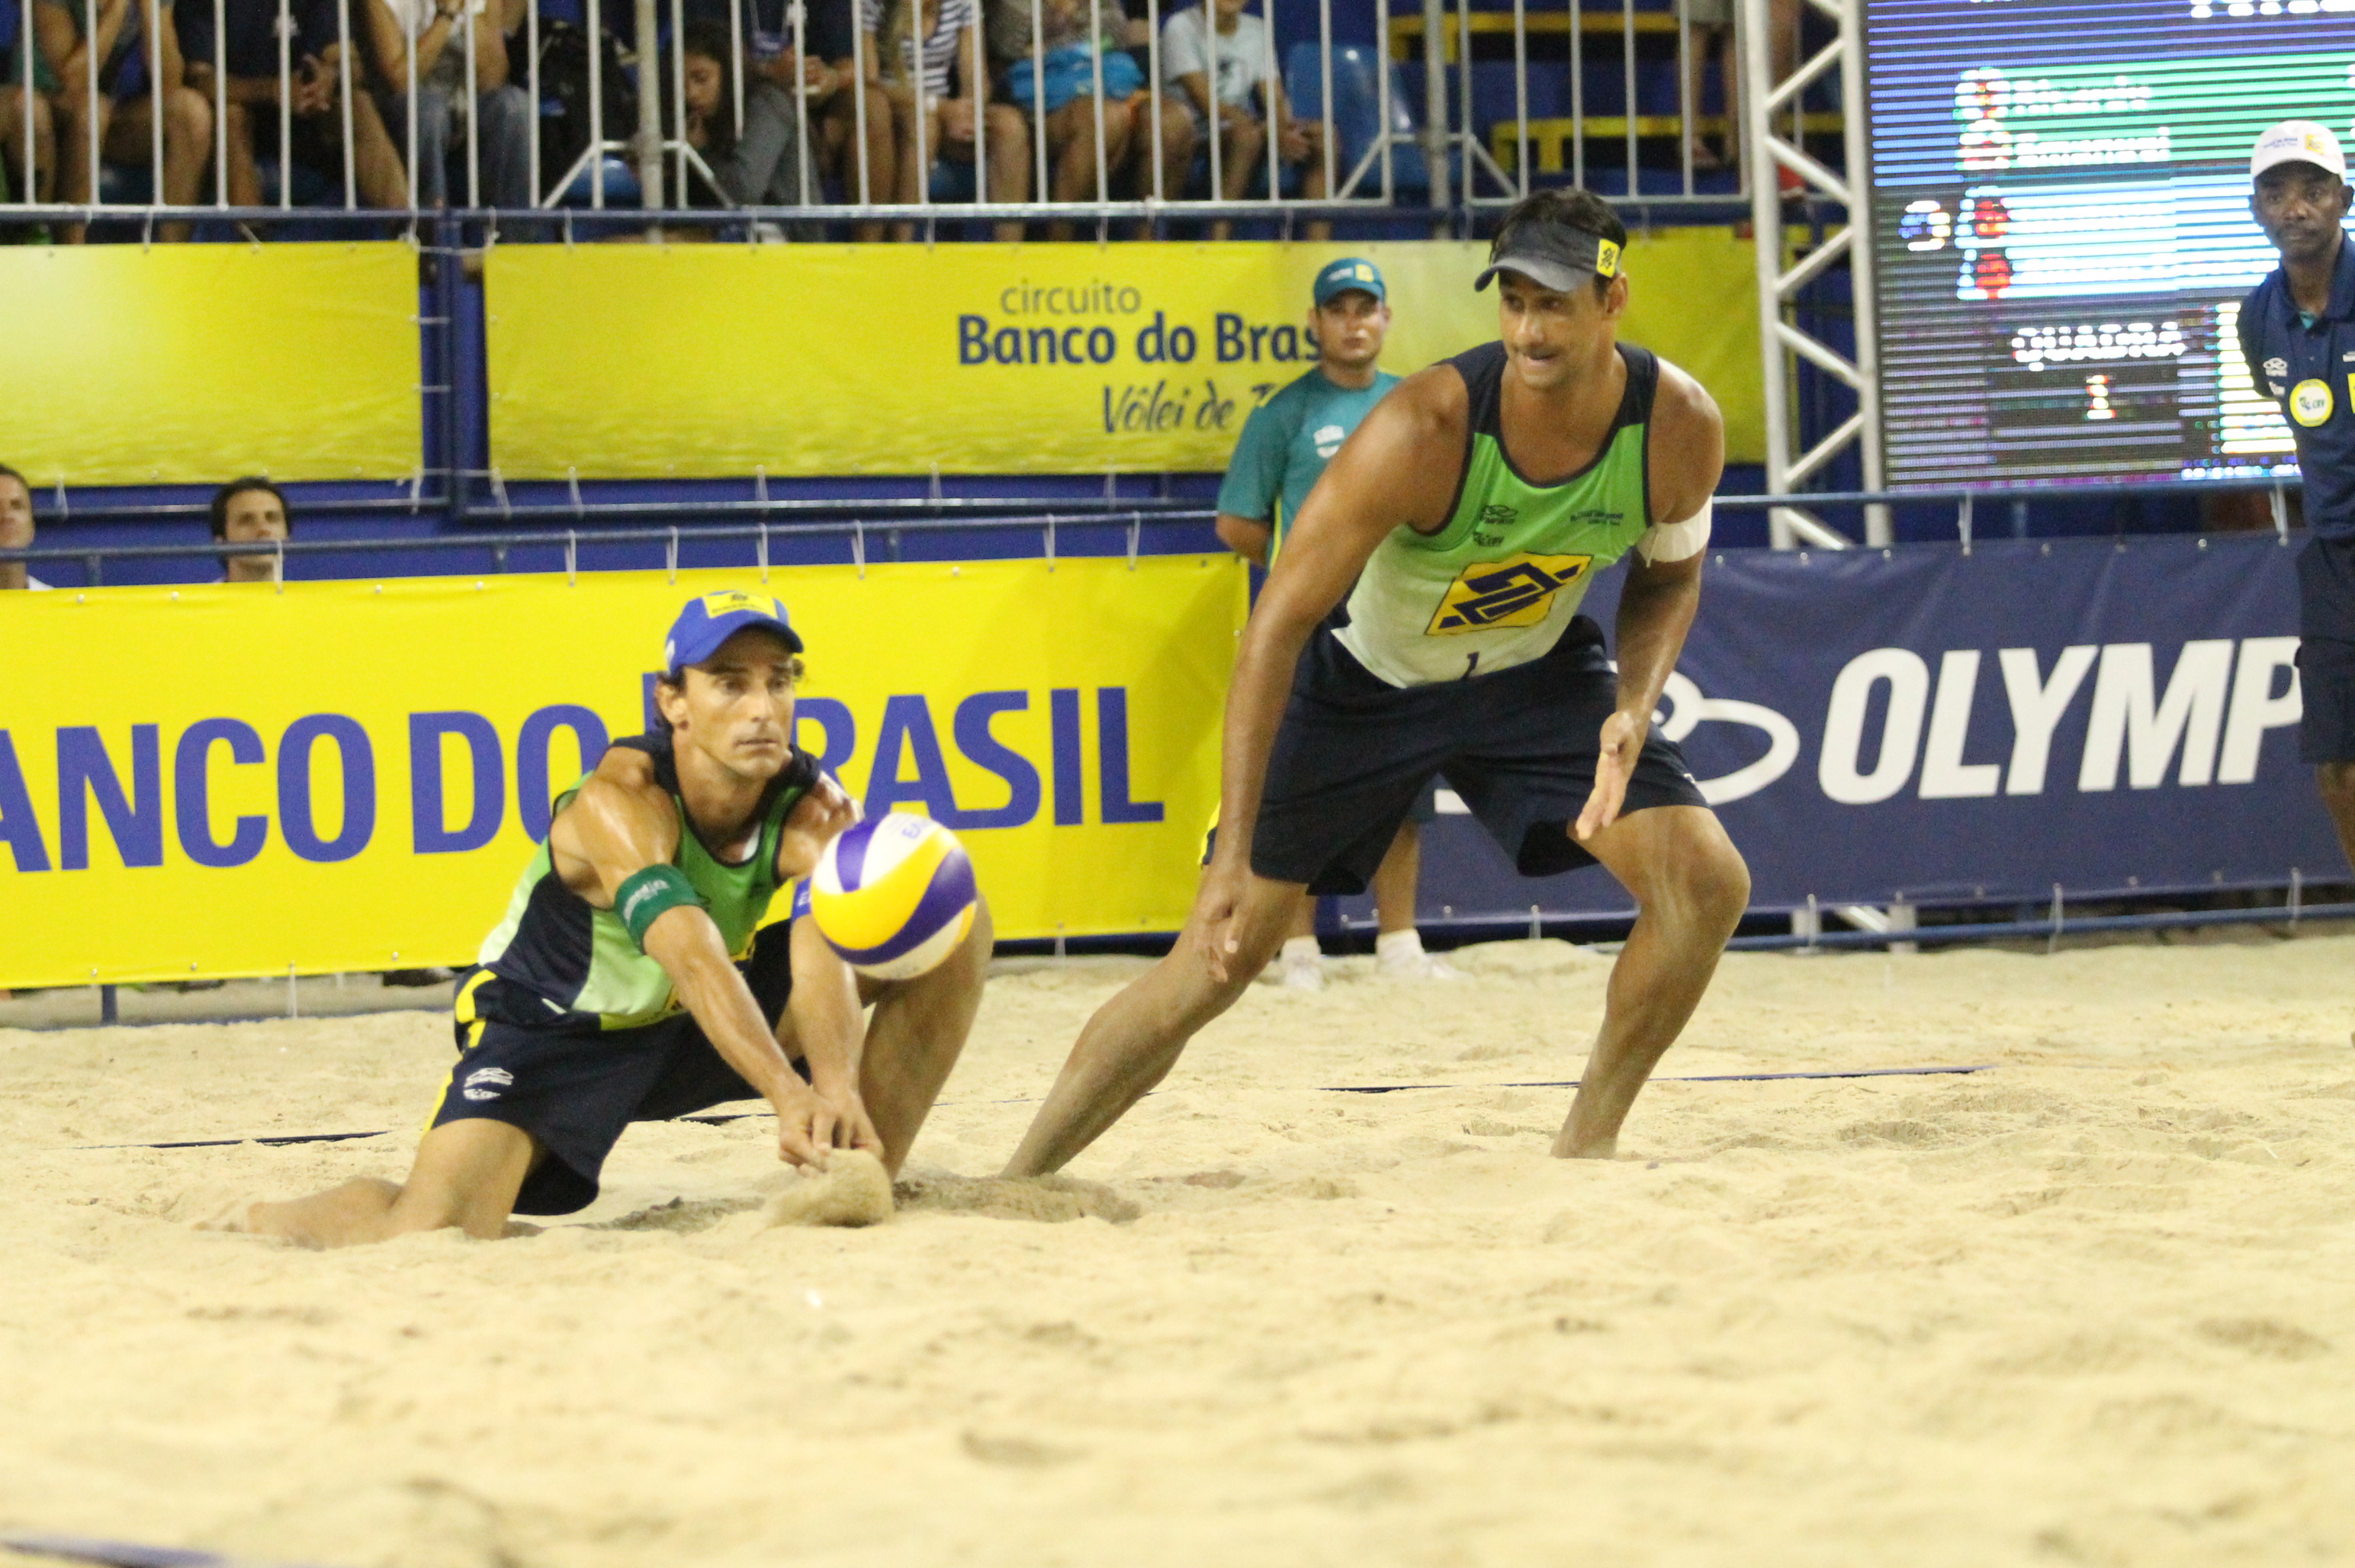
[1313,257,1386,307]
[664,590,803,676]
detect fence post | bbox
[439,213,467,527]
[636,0,667,223]
[1419,0,1450,220]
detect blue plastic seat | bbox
[553,156,643,206]
[1284,41,1457,197]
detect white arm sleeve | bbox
[1634,497,1712,564]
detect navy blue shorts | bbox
[1251,619,1710,895]
[429,921,801,1216]
[2298,637,2355,764]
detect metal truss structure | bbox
[1739,0,1889,548]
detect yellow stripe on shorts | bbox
[425,971,497,1131]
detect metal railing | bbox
[1711,478,2306,553]
[0,480,2312,589]
[0,506,1219,584]
[1,0,1765,235]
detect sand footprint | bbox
[893,1168,1141,1223]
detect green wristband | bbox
[615,863,702,950]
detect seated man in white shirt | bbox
[1159,0,1323,241]
[0,464,51,591]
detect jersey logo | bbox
[1426,553,1593,635]
[2290,378,2335,427]
[1312,423,1346,458]
[1472,504,1520,547]
[2264,357,2289,379]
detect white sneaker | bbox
[1379,949,1465,982]
[1280,947,1326,991]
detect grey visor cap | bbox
[1473,226,1618,291]
[1475,253,1587,293]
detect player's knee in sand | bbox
[223,1118,540,1248]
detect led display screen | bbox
[1863,0,2353,487]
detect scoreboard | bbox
[1862,0,2354,488]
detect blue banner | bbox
[1342,532,2342,925]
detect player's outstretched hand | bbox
[771,1083,837,1171]
[1575,710,1646,842]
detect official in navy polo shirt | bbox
[2238,118,2355,874]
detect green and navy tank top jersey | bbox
[474,733,817,1030]
[1334,340,1658,689]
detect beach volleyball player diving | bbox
[217,593,991,1248]
[1004,188,1748,1177]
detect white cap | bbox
[2251,120,2347,182]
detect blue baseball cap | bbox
[1313,257,1386,307]
[663,590,803,676]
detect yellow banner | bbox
[0,243,424,487]
[487,234,1763,479]
[0,557,1243,988]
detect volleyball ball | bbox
[807,813,979,981]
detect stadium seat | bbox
[927,159,979,204]
[552,157,644,206]
[1284,42,1459,198]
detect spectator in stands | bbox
[678,19,826,233]
[860,0,1026,240]
[361,0,531,208]
[1159,0,1321,241]
[1,48,56,210]
[35,0,213,241]
[0,464,49,591]
[1006,0,1189,237]
[210,476,289,583]
[686,0,893,225]
[985,0,1153,64]
[1682,0,1794,172]
[181,0,409,210]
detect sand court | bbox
[4,932,2353,1566]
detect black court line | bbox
[58,1065,1997,1152]
[1,1531,338,1568]
[66,1129,392,1152]
[683,1063,1998,1117]
[1318,1064,1998,1094]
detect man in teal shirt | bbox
[1214,256,1459,988]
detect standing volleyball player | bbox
[1216,255,1460,989]
[1006,189,1746,1177]
[2240,120,2355,876]
[220,593,991,1247]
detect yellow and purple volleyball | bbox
[808,813,978,981]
